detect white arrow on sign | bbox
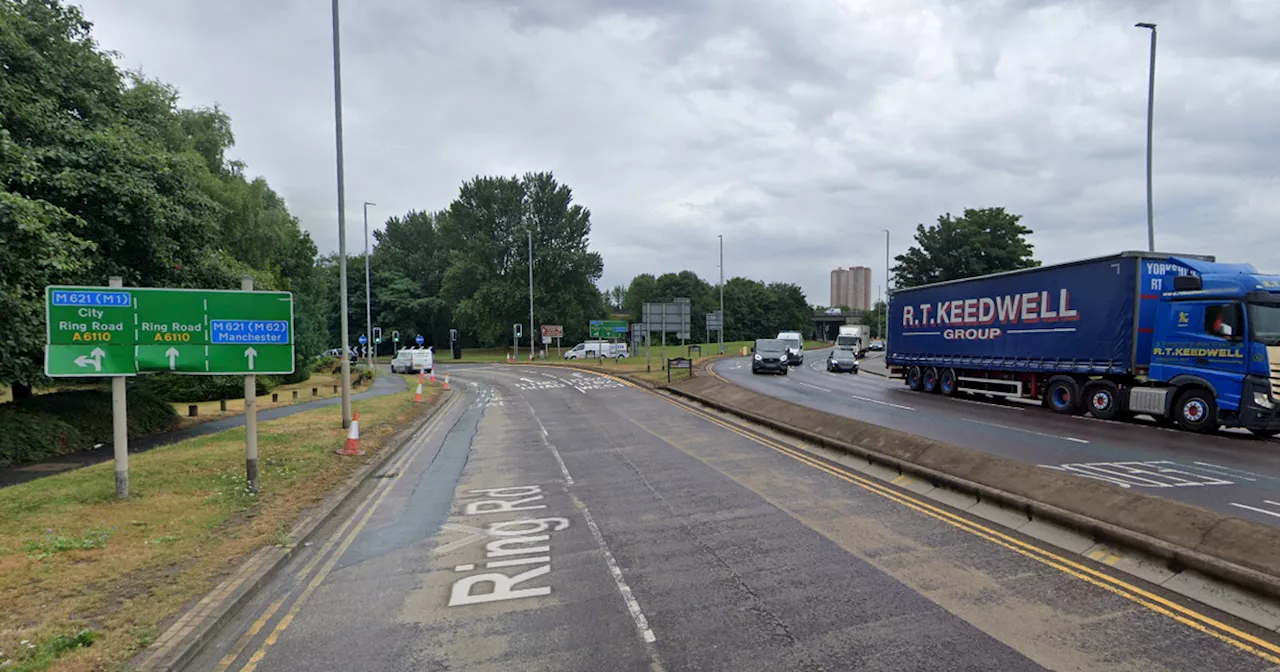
[165,347,180,370]
[244,347,258,371]
[74,347,106,372]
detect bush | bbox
[281,358,313,385]
[133,373,279,403]
[313,356,340,375]
[0,389,179,468]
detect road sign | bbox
[642,301,691,334]
[45,286,294,377]
[358,334,368,346]
[415,334,424,345]
[588,320,628,339]
[393,330,401,343]
[541,325,563,338]
[373,327,382,344]
[542,336,551,345]
[706,310,722,331]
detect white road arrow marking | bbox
[74,347,106,372]
[244,347,258,370]
[165,347,180,370]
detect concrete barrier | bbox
[665,374,1280,603]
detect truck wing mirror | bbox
[1173,275,1202,291]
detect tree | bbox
[438,172,604,347]
[859,300,887,339]
[892,207,1038,288]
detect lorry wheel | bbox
[922,368,940,394]
[939,369,959,397]
[907,367,924,391]
[1084,382,1121,420]
[1174,389,1219,434]
[1044,378,1081,415]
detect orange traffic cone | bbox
[337,410,364,456]
[414,381,424,403]
[418,370,425,384]
[429,370,436,383]
[442,373,450,391]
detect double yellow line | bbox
[216,393,459,672]
[602,369,1280,663]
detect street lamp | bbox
[331,0,352,428]
[1136,22,1157,252]
[528,227,534,361]
[882,228,890,350]
[363,201,375,370]
[718,234,725,354]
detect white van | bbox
[776,331,803,365]
[390,347,434,374]
[564,341,629,360]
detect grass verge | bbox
[0,381,441,671]
[168,373,373,430]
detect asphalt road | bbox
[713,348,1280,528]
[188,366,1280,672]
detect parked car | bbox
[827,349,859,373]
[752,339,788,375]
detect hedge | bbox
[132,373,282,403]
[0,388,180,469]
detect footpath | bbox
[0,374,407,489]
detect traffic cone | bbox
[442,373,450,390]
[414,381,424,403]
[337,411,364,456]
[418,370,425,384]
[429,370,436,383]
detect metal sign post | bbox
[44,282,294,496]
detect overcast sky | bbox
[76,0,1279,305]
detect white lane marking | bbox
[797,382,832,392]
[850,395,915,411]
[572,494,658,645]
[1229,503,1280,519]
[526,400,574,486]
[966,419,1089,444]
[1193,461,1280,482]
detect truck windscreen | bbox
[1250,303,1280,346]
[836,336,858,348]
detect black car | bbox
[751,339,788,375]
[827,349,859,373]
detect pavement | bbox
[0,373,406,489]
[715,347,1280,528]
[186,366,1280,672]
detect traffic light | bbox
[514,323,523,338]
[373,326,382,344]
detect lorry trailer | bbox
[886,251,1280,436]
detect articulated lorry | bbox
[886,251,1280,436]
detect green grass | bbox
[0,382,441,672]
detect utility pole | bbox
[331,0,352,428]
[1136,22,1158,252]
[883,228,891,352]
[528,228,534,360]
[363,201,375,371]
[719,234,725,354]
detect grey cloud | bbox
[74,0,1280,305]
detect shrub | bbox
[0,389,179,468]
[133,374,279,403]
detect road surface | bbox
[188,366,1280,672]
[713,348,1280,528]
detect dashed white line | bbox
[525,401,574,486]
[572,494,658,645]
[1229,503,1280,519]
[965,419,1089,444]
[850,395,915,411]
[797,382,832,393]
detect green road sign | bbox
[589,320,628,339]
[45,286,294,377]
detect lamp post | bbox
[1136,22,1157,252]
[882,228,891,351]
[363,201,375,370]
[331,0,352,428]
[528,228,534,360]
[719,234,725,354]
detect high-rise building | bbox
[829,266,873,311]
